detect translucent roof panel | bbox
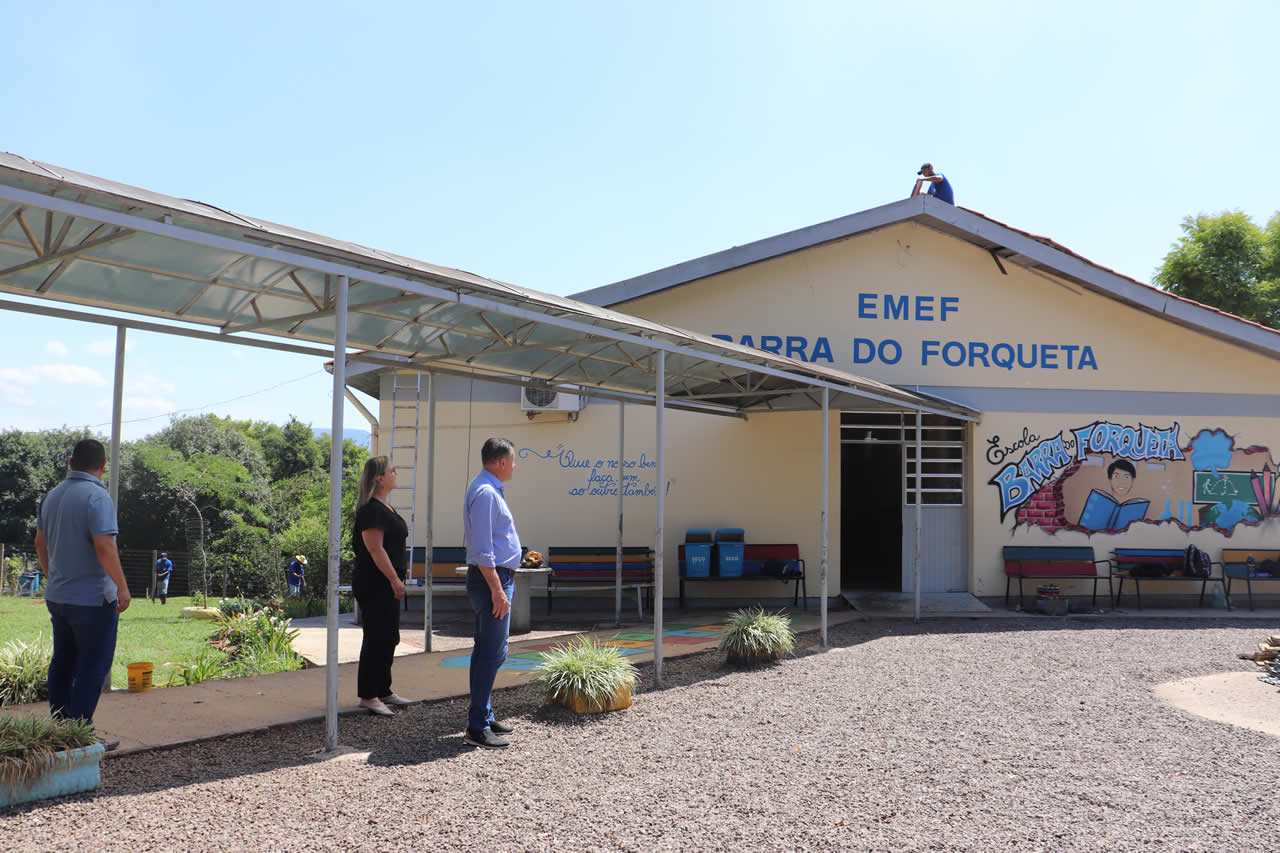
[0,152,978,421]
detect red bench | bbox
[1003,546,1112,611]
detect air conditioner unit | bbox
[520,380,583,413]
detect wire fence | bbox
[1,543,199,599]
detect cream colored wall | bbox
[971,412,1280,597]
[618,222,1278,393]
[377,390,840,598]
[373,220,1280,601]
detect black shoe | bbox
[488,719,514,735]
[463,728,509,749]
[99,737,120,752]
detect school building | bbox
[353,196,1280,605]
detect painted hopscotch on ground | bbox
[438,614,821,671]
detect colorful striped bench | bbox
[1002,546,1112,611]
[1110,548,1229,611]
[545,547,655,616]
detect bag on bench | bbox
[1129,563,1172,578]
[1183,545,1211,578]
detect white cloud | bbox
[126,374,177,394]
[0,378,36,407]
[85,337,136,356]
[127,397,176,413]
[0,364,108,387]
[45,340,69,357]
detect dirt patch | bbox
[1155,671,1280,738]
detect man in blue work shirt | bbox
[35,439,130,735]
[287,554,307,597]
[912,162,954,204]
[462,437,522,749]
[154,551,173,604]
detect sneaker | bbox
[379,694,414,707]
[488,719,514,735]
[463,728,509,749]
[359,698,394,717]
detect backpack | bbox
[1183,545,1211,578]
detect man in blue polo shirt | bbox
[35,439,130,730]
[912,162,954,204]
[462,436,522,749]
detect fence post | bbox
[150,549,157,602]
[0,543,5,594]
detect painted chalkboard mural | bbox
[987,421,1279,535]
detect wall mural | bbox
[987,421,1279,535]
[517,444,672,499]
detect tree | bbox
[1154,210,1280,329]
[0,428,94,543]
[250,416,322,482]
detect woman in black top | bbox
[352,455,411,715]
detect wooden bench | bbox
[678,543,808,609]
[1002,546,1112,611]
[398,546,470,609]
[1110,548,1230,611]
[545,547,655,617]
[1221,548,1280,611]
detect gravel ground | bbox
[3,617,1279,852]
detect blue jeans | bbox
[46,600,119,724]
[288,582,301,597]
[466,566,515,731]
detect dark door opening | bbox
[841,442,902,591]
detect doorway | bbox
[840,441,902,590]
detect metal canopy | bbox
[0,153,976,422]
[0,152,978,753]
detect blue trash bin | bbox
[683,529,713,578]
[715,529,745,578]
[18,571,42,596]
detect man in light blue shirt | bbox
[462,437,522,749]
[35,439,130,730]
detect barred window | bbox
[840,412,966,506]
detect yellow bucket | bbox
[126,662,154,693]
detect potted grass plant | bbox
[532,636,638,714]
[719,607,796,666]
[0,714,103,807]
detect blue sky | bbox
[2,1,1276,440]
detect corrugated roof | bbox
[0,152,978,420]
[573,196,1280,361]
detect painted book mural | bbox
[988,421,1279,535]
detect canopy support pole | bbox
[324,274,348,753]
[653,351,665,687]
[914,410,923,623]
[424,372,436,651]
[108,326,125,507]
[820,387,829,648]
[615,401,625,627]
[104,325,125,694]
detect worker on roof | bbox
[912,162,954,204]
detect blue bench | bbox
[1110,548,1229,611]
[1002,546,1111,611]
[1221,548,1280,611]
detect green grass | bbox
[0,596,216,691]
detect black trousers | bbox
[355,585,400,699]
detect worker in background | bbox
[911,162,954,204]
